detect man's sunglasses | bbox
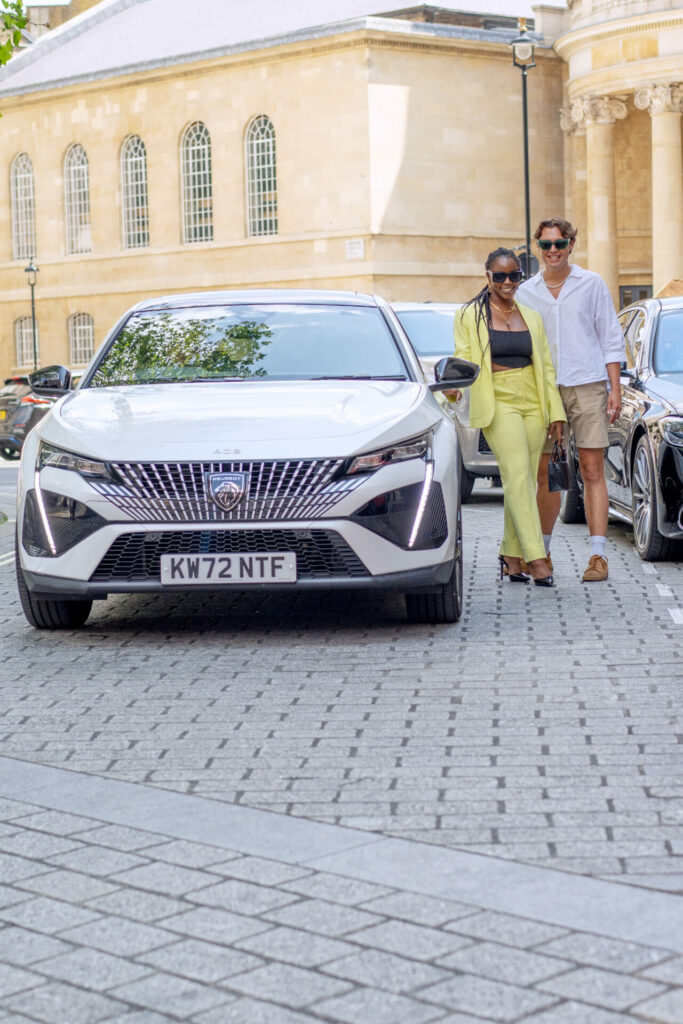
[489,270,524,283]
[538,238,571,251]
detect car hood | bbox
[647,372,683,415]
[39,380,441,460]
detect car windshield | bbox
[654,310,683,374]
[395,308,457,356]
[88,303,409,386]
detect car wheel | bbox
[15,536,93,629]
[1,446,20,461]
[459,457,475,503]
[405,504,463,624]
[560,442,585,524]
[631,435,673,561]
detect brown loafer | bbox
[520,553,553,574]
[582,555,608,582]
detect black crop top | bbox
[489,328,532,369]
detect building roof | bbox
[0,0,556,97]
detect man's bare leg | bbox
[577,447,608,535]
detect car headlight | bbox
[660,418,683,447]
[346,432,432,476]
[37,441,114,480]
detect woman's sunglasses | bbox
[537,238,571,251]
[489,271,524,283]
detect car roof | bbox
[621,296,683,315]
[392,302,462,312]
[130,289,384,313]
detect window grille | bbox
[245,115,278,237]
[69,312,95,366]
[15,316,39,368]
[180,122,213,243]
[11,153,37,260]
[65,143,92,254]
[121,135,150,249]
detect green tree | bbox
[0,1,27,67]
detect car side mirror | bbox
[429,356,480,393]
[29,365,72,395]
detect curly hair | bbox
[533,217,577,241]
[460,247,521,353]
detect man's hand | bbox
[607,392,621,423]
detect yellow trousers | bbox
[482,364,547,563]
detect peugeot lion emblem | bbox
[207,472,249,513]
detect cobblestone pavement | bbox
[0,462,682,1021]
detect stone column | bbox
[571,95,627,306]
[560,108,587,262]
[634,83,683,295]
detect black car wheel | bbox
[406,504,463,624]
[631,435,674,561]
[560,440,585,524]
[15,536,93,629]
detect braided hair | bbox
[460,247,521,354]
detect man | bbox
[516,218,625,582]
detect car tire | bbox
[405,505,463,625]
[459,458,475,504]
[15,536,92,629]
[1,447,20,461]
[560,442,585,524]
[631,435,674,561]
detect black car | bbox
[561,296,683,560]
[0,377,49,459]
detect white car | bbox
[15,290,478,629]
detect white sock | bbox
[542,534,552,555]
[591,536,606,558]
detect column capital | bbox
[559,108,575,134]
[571,95,628,127]
[634,83,683,116]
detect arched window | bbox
[11,153,37,260]
[69,312,95,366]
[121,135,149,249]
[64,143,92,254]
[180,121,213,243]
[245,115,277,237]
[15,316,39,368]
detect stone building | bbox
[0,0,680,377]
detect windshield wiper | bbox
[310,374,408,381]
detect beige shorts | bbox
[558,381,609,449]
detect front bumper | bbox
[456,422,498,477]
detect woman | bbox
[454,247,565,586]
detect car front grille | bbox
[90,459,364,523]
[90,529,369,582]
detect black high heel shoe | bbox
[533,574,554,588]
[498,556,530,583]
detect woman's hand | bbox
[443,389,462,403]
[549,420,564,443]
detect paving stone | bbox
[225,961,352,1007]
[3,980,127,1024]
[314,987,444,1023]
[191,998,316,1023]
[322,947,449,992]
[419,973,558,1020]
[0,853,49,884]
[235,925,358,967]
[639,956,683,985]
[538,967,666,1011]
[110,861,219,896]
[437,940,573,985]
[281,872,394,905]
[71,824,172,851]
[630,988,683,1023]
[37,947,152,989]
[446,911,568,948]
[46,846,149,877]
[84,887,183,922]
[110,971,230,1017]
[188,878,299,915]
[360,891,478,927]
[140,839,241,868]
[535,933,673,973]
[264,898,384,937]
[523,1001,650,1023]
[58,917,174,957]
[8,812,102,837]
[214,856,312,886]
[351,920,472,961]
[16,870,117,903]
[161,906,272,944]
[0,833,82,860]
[0,963,43,998]
[0,896,100,934]
[138,937,264,982]
[0,927,72,966]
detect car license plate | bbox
[160,552,296,585]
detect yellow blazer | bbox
[453,300,566,430]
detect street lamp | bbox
[510,17,536,279]
[24,260,39,372]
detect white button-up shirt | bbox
[516,264,625,387]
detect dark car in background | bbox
[561,296,683,560]
[392,302,500,500]
[0,376,53,460]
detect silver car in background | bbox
[393,303,499,501]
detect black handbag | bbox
[548,440,570,492]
